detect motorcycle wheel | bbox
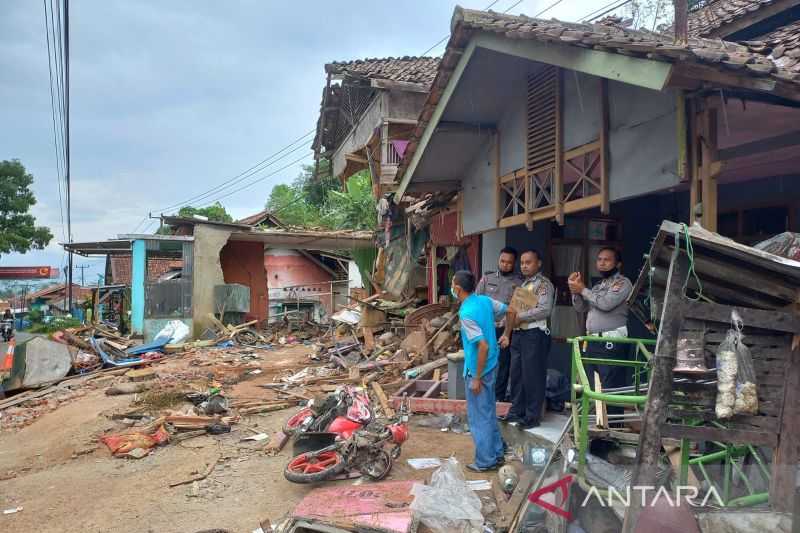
[284,450,346,483]
[283,407,313,436]
[361,449,393,481]
[390,445,402,460]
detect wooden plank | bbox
[563,140,601,160]
[599,78,610,215]
[770,344,800,512]
[700,106,718,232]
[362,327,375,351]
[594,371,607,429]
[371,382,395,418]
[682,301,800,334]
[624,252,688,533]
[660,423,777,447]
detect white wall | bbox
[348,260,363,289]
[461,133,498,235]
[563,71,602,151]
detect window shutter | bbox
[526,66,558,174]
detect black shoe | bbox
[498,414,522,423]
[518,420,541,430]
[496,456,506,467]
[466,462,499,473]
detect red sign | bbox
[0,267,58,280]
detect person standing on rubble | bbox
[568,247,632,423]
[451,270,513,472]
[500,250,554,429]
[475,247,522,403]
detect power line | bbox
[43,0,66,242]
[533,0,566,17]
[64,0,73,312]
[154,129,314,214]
[196,152,312,208]
[579,0,633,22]
[419,0,504,57]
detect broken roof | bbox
[688,0,779,37]
[750,19,800,75]
[236,209,285,228]
[325,56,440,85]
[394,6,800,198]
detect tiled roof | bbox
[395,7,800,194]
[236,210,284,227]
[688,0,776,37]
[110,256,183,285]
[325,57,441,86]
[749,20,800,75]
[454,8,793,80]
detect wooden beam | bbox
[623,251,688,533]
[719,130,800,162]
[660,423,777,447]
[700,105,719,232]
[369,78,430,93]
[682,301,800,333]
[672,62,800,104]
[600,78,610,215]
[555,68,565,225]
[770,344,800,512]
[689,99,700,225]
[473,32,673,91]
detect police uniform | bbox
[508,273,555,426]
[476,270,522,402]
[572,271,633,420]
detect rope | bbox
[680,223,703,301]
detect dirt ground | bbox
[0,344,482,533]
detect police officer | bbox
[568,247,632,422]
[476,247,522,403]
[500,249,554,429]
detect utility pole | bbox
[64,0,73,313]
[75,264,89,286]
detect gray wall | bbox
[608,82,679,201]
[387,90,427,120]
[461,133,498,235]
[563,71,602,151]
[481,229,507,274]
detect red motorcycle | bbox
[283,385,372,442]
[283,397,410,484]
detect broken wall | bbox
[191,224,232,338]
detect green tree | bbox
[0,160,53,258]
[177,202,233,223]
[320,171,376,230]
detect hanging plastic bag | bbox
[730,311,758,415]
[410,457,484,533]
[715,330,738,419]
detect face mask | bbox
[601,267,618,279]
[450,286,458,299]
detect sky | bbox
[0,0,606,285]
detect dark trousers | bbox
[583,340,630,420]
[494,327,512,402]
[509,328,551,424]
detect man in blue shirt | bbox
[451,270,514,472]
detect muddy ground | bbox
[0,344,482,533]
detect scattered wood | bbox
[239,403,291,415]
[164,415,219,430]
[264,431,290,455]
[404,357,448,379]
[169,454,222,488]
[371,382,395,418]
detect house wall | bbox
[462,134,498,235]
[387,90,427,121]
[265,248,334,316]
[563,71,602,151]
[481,229,507,274]
[220,240,268,323]
[608,82,679,201]
[191,224,232,338]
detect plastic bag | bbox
[154,320,190,344]
[715,311,759,419]
[730,311,758,415]
[715,330,738,419]
[410,457,484,533]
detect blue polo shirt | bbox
[458,294,507,378]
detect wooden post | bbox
[688,99,700,225]
[555,68,565,225]
[700,106,719,232]
[599,78,610,215]
[622,246,688,533]
[673,0,688,45]
[769,343,800,513]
